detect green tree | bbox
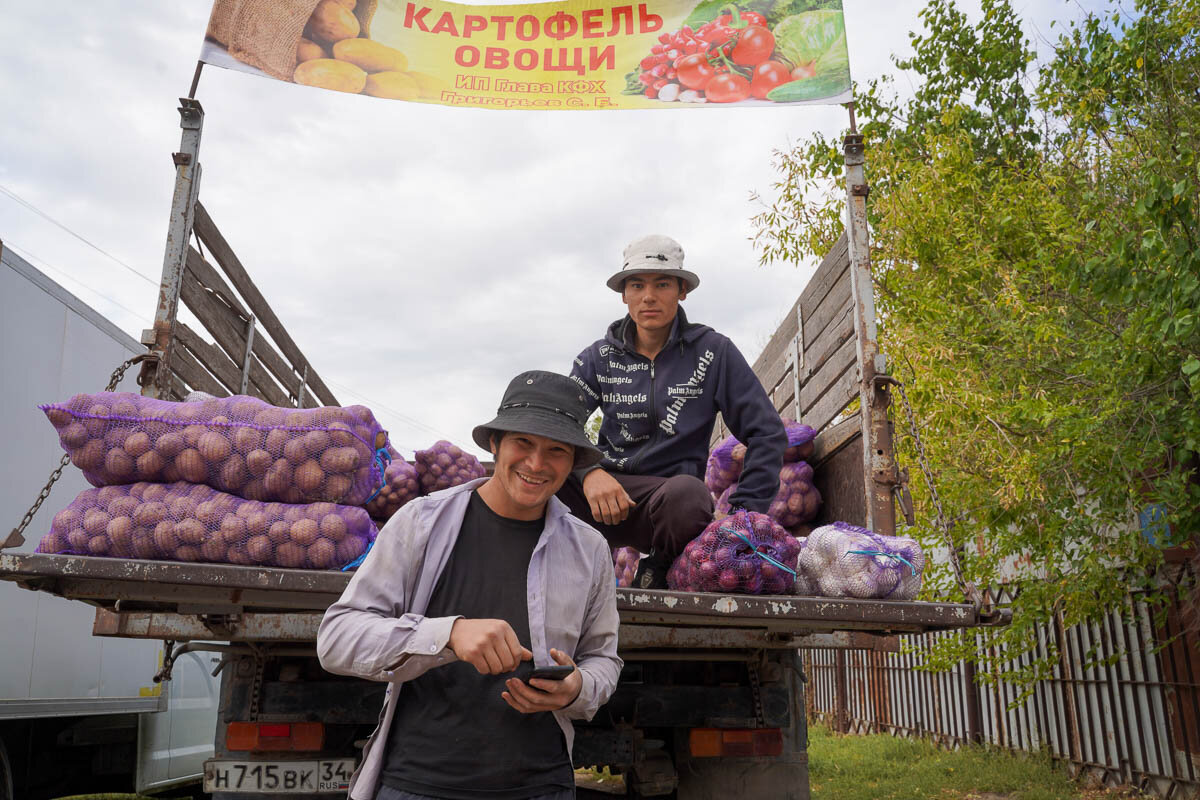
[753,0,1200,677]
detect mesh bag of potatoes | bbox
[413,440,486,495]
[704,418,818,501]
[206,0,440,101]
[35,482,376,570]
[613,547,640,587]
[363,446,421,521]
[40,392,388,506]
[796,522,924,600]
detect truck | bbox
[0,244,220,799]
[0,98,1006,799]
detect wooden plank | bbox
[750,295,800,382]
[179,274,290,406]
[810,413,861,467]
[170,343,229,398]
[187,247,313,406]
[800,335,857,414]
[798,233,850,321]
[803,266,852,350]
[803,306,855,383]
[193,203,338,407]
[802,367,858,433]
[176,322,249,398]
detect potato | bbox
[153,521,178,554]
[182,425,206,447]
[87,535,110,555]
[198,431,232,463]
[283,437,309,464]
[61,422,89,448]
[83,509,112,536]
[290,460,322,494]
[291,518,319,546]
[282,486,305,504]
[104,427,130,448]
[327,422,355,446]
[107,516,133,551]
[142,483,168,502]
[175,518,206,545]
[332,39,408,73]
[154,431,185,458]
[319,514,348,542]
[167,496,194,518]
[161,463,182,483]
[253,408,286,427]
[246,448,273,477]
[332,0,356,8]
[247,534,274,563]
[242,479,268,502]
[201,539,227,563]
[104,448,135,480]
[307,0,360,43]
[275,542,306,568]
[360,71,417,100]
[112,399,139,417]
[303,430,331,453]
[307,539,337,569]
[53,508,82,531]
[296,36,327,65]
[133,501,167,527]
[320,445,360,474]
[68,529,90,552]
[226,545,254,566]
[264,459,293,495]
[220,514,247,544]
[108,496,139,518]
[132,529,158,559]
[72,440,105,471]
[335,535,366,564]
[97,485,124,507]
[293,59,367,93]
[323,474,352,503]
[219,455,248,492]
[175,545,201,562]
[232,427,263,454]
[268,520,291,544]
[45,407,72,428]
[84,404,110,436]
[176,449,207,483]
[283,506,305,523]
[245,511,271,537]
[406,71,445,100]
[135,450,166,480]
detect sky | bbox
[0,0,1103,459]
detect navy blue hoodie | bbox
[569,307,786,513]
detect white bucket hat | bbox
[607,234,700,293]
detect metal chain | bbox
[889,379,979,607]
[4,355,151,550]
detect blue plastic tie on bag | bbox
[364,446,393,505]
[729,530,797,577]
[846,549,917,577]
[341,538,374,571]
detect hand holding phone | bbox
[529,664,575,681]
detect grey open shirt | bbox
[317,479,623,800]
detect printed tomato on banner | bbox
[199,0,850,110]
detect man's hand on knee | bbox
[448,618,533,675]
[582,469,636,525]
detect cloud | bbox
[0,0,1097,459]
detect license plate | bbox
[204,758,355,794]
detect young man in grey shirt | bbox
[318,371,622,800]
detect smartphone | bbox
[529,665,574,681]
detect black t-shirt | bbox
[381,491,574,799]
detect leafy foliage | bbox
[752,0,1200,679]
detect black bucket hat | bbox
[472,371,604,469]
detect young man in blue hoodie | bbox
[559,234,787,588]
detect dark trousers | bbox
[556,471,714,561]
[376,785,574,800]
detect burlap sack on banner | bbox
[207,0,380,81]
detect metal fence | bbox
[802,556,1200,799]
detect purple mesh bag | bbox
[35,481,376,570]
[704,435,743,498]
[797,521,924,600]
[666,511,800,595]
[613,547,640,587]
[40,392,389,506]
[782,418,817,463]
[715,462,821,529]
[364,447,420,520]
[414,440,486,495]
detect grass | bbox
[808,723,1150,800]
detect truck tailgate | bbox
[0,552,1004,648]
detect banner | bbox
[200,0,851,110]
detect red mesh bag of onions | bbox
[35,481,376,570]
[613,546,640,587]
[364,447,420,521]
[666,511,801,595]
[796,522,924,600]
[39,392,389,506]
[414,440,487,494]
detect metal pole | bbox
[842,132,897,536]
[140,98,203,399]
[963,653,983,744]
[834,650,849,733]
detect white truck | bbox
[0,244,220,798]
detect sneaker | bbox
[633,553,670,590]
